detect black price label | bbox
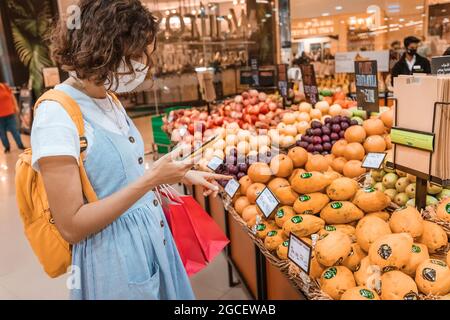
[207,156,223,172]
[287,233,312,274]
[250,58,260,87]
[300,64,319,105]
[224,179,240,198]
[277,64,288,98]
[355,60,379,114]
[362,152,387,169]
[431,55,450,75]
[255,187,280,219]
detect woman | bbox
[32,0,228,300]
[0,82,26,153]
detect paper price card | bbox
[288,233,312,274]
[255,187,280,219]
[362,152,387,169]
[224,179,240,198]
[207,156,223,172]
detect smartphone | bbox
[180,135,219,160]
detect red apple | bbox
[268,102,277,111]
[259,104,269,114]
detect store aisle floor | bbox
[0,130,250,300]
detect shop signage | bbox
[431,56,450,75]
[277,64,288,98]
[354,60,379,114]
[300,64,319,105]
[288,233,312,274]
[335,51,389,73]
[255,187,280,219]
[390,128,435,152]
[224,179,240,198]
[207,156,223,172]
[362,152,387,169]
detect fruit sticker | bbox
[256,224,266,232]
[276,209,285,218]
[331,202,343,209]
[291,216,303,224]
[303,210,313,214]
[282,241,289,247]
[355,263,361,272]
[422,268,437,282]
[403,291,418,300]
[323,267,337,279]
[359,289,375,300]
[301,173,312,179]
[377,244,392,260]
[411,245,421,253]
[267,231,277,237]
[364,187,375,193]
[446,203,450,214]
[299,195,311,202]
[325,225,336,231]
[430,259,447,267]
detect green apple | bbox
[383,173,399,189]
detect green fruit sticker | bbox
[282,241,289,247]
[276,209,285,218]
[430,259,447,267]
[412,245,421,253]
[291,216,303,224]
[256,224,266,232]
[331,202,343,209]
[446,203,450,214]
[267,231,277,237]
[364,187,375,193]
[359,289,375,300]
[301,173,312,179]
[323,267,337,280]
[299,195,311,202]
[325,225,336,231]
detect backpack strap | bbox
[34,89,98,203]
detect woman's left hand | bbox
[182,170,232,197]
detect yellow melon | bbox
[352,187,390,213]
[343,243,367,272]
[389,206,424,238]
[368,233,413,271]
[355,216,392,252]
[326,177,359,201]
[320,201,364,224]
[320,266,356,300]
[380,270,419,300]
[274,206,295,228]
[315,231,352,267]
[290,171,332,194]
[417,221,448,254]
[401,243,430,277]
[282,215,325,238]
[293,193,330,215]
[341,286,380,300]
[415,259,450,295]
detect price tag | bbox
[207,156,223,172]
[224,179,240,198]
[362,152,387,169]
[255,187,280,219]
[354,60,379,115]
[288,233,312,274]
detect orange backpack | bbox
[15,89,98,278]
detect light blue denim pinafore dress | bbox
[56,85,194,300]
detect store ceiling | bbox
[291,0,426,19]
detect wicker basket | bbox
[287,263,333,300]
[422,205,450,238]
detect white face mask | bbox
[69,58,149,94]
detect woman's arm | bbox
[39,150,193,244]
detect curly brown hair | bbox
[51,0,158,87]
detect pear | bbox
[396,169,407,177]
[382,173,399,189]
[371,169,386,182]
[384,189,398,201]
[405,183,416,199]
[427,183,443,195]
[394,192,409,207]
[395,177,410,193]
[374,182,386,192]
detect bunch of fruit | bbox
[163,108,217,141]
[229,155,450,300]
[369,164,450,207]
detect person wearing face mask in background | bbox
[391,36,431,85]
[30,0,230,300]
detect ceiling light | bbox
[416,5,424,10]
[335,6,343,11]
[322,12,330,17]
[399,18,405,22]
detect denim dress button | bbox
[153,199,158,207]
[160,220,164,228]
[138,157,143,165]
[129,136,135,143]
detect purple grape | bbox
[339,130,345,138]
[331,116,341,124]
[330,132,339,140]
[227,155,237,166]
[306,128,313,136]
[324,117,332,124]
[312,128,322,136]
[314,144,323,152]
[301,135,309,142]
[298,141,309,149]
[307,144,315,153]
[340,122,350,130]
[311,121,322,129]
[331,124,341,133]
[322,126,331,136]
[228,164,239,175]
[228,147,238,157]
[341,116,350,123]
[322,135,330,143]
[321,151,329,155]
[237,172,246,180]
[304,135,313,143]
[323,142,332,151]
[350,120,359,126]
[325,122,332,129]
[238,163,248,173]
[312,136,322,145]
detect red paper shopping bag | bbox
[162,199,208,276]
[180,195,229,263]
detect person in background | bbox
[418,36,432,59]
[391,36,431,84]
[0,82,25,153]
[389,40,402,71]
[444,47,450,56]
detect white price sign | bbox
[255,187,280,219]
[207,156,223,172]
[335,50,389,73]
[288,233,312,274]
[224,179,240,198]
[362,152,387,169]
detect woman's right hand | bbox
[145,146,194,187]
